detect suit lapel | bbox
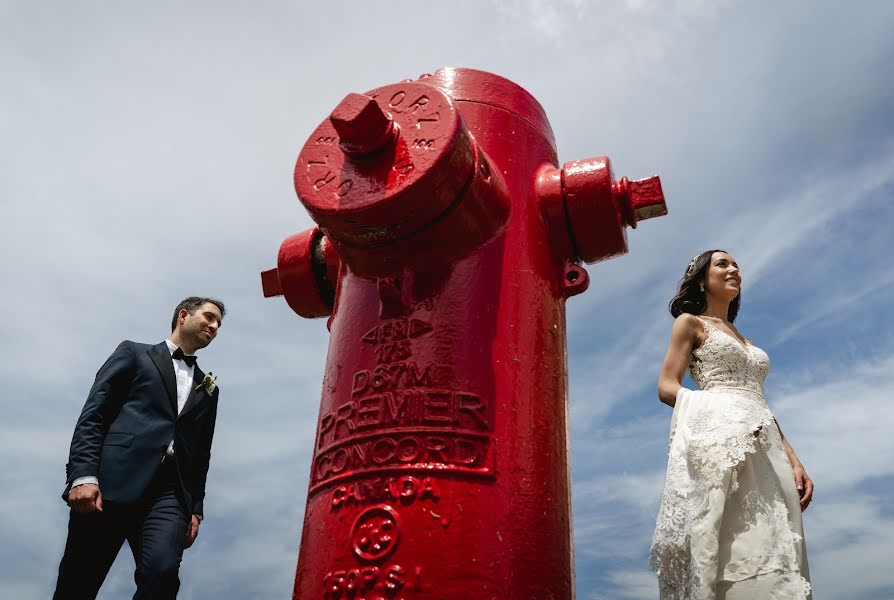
[148,343,178,416]
[179,365,206,419]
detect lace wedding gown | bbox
[650,317,811,599]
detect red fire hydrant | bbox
[262,68,666,599]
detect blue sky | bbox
[2,1,893,598]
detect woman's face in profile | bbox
[704,251,741,302]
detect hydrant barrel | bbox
[265,67,666,599]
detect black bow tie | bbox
[171,348,197,367]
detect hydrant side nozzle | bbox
[329,93,396,156]
[559,156,627,264]
[261,228,342,319]
[558,157,668,264]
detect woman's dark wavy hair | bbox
[669,249,740,322]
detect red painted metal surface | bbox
[262,227,341,318]
[294,81,510,278]
[263,67,666,599]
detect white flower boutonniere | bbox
[196,372,217,395]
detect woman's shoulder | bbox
[671,313,707,347]
[673,312,704,331]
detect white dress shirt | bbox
[163,339,196,458]
[71,340,195,489]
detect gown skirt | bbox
[650,387,811,599]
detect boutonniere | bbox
[196,372,217,395]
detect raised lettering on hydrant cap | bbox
[261,67,666,599]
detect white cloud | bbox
[733,143,894,286]
[773,272,894,345]
[3,1,893,598]
[605,569,658,600]
[771,352,894,492]
[805,497,894,598]
[489,0,581,41]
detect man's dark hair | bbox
[171,297,226,332]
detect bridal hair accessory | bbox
[196,372,217,395]
[686,255,700,275]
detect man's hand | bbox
[185,515,201,548]
[69,483,102,514]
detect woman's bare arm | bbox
[657,314,702,407]
[775,419,814,511]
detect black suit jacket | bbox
[63,341,219,517]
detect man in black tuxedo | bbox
[54,296,225,600]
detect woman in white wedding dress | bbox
[650,250,813,599]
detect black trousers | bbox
[54,460,189,600]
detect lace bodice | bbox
[689,318,770,397]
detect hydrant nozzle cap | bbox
[329,93,396,155]
[613,176,667,228]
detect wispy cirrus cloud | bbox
[3,1,894,599]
